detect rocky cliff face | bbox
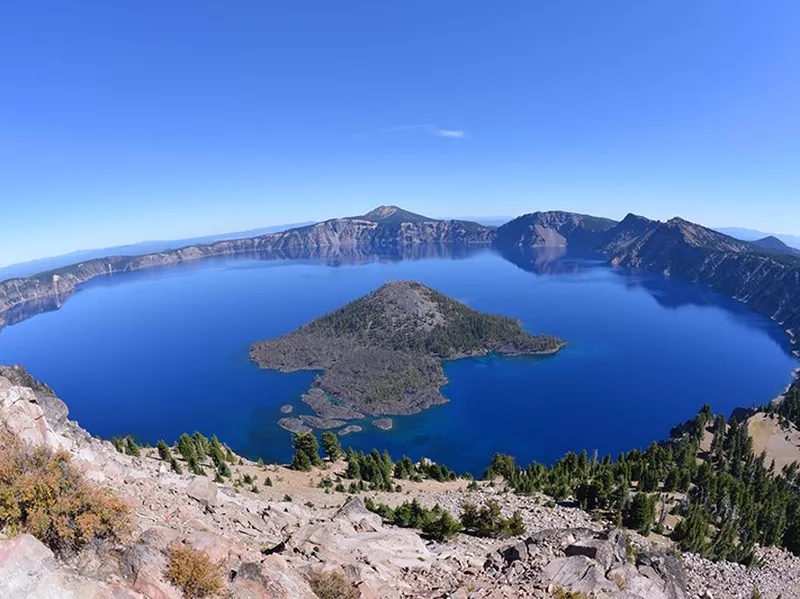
[494,211,618,250]
[494,211,800,356]
[601,216,800,353]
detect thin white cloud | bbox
[436,129,465,138]
[353,124,468,139]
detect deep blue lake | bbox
[0,248,795,474]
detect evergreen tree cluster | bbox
[112,435,141,457]
[393,456,457,482]
[344,448,395,491]
[291,433,324,471]
[156,432,236,480]
[364,497,461,542]
[344,448,457,491]
[365,496,523,541]
[305,282,562,359]
[460,499,525,538]
[482,404,800,564]
[768,381,800,429]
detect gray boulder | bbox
[0,534,57,599]
[333,496,382,532]
[636,552,687,599]
[502,541,529,565]
[564,529,628,570]
[186,476,219,508]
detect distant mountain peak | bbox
[662,217,753,252]
[363,205,401,218]
[752,235,800,257]
[619,213,653,226]
[359,205,432,223]
[755,235,789,249]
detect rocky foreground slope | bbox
[2,366,800,599]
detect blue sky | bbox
[1,1,799,266]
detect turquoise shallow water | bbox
[0,248,795,474]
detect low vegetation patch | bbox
[308,570,360,599]
[460,499,525,538]
[552,588,590,599]
[165,542,224,599]
[0,430,130,555]
[365,497,461,541]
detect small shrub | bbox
[283,494,292,502]
[552,588,590,599]
[308,570,359,599]
[460,500,524,538]
[421,510,462,541]
[125,436,140,457]
[0,430,131,555]
[165,542,224,598]
[264,477,273,486]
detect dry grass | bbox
[165,542,225,598]
[0,430,130,555]
[551,588,590,599]
[748,412,800,472]
[308,570,360,599]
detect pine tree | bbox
[321,431,342,462]
[177,433,197,463]
[673,504,710,554]
[627,492,655,535]
[126,436,141,457]
[192,431,209,459]
[291,433,323,471]
[157,439,171,462]
[170,457,183,474]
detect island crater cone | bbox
[250,280,564,425]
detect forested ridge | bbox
[484,387,800,564]
[304,281,563,357]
